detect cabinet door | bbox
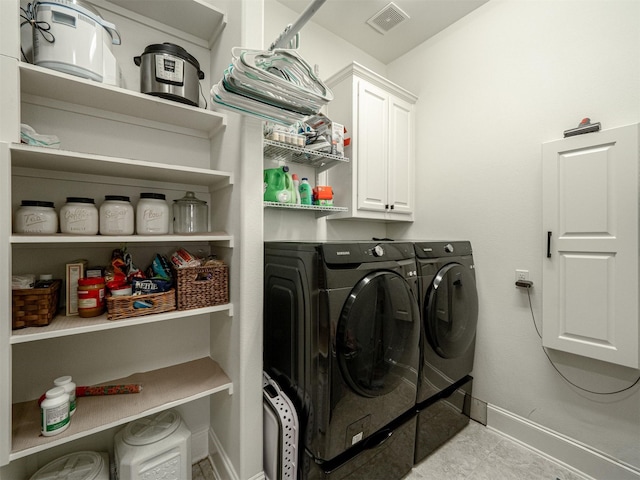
[542,124,639,368]
[356,80,388,213]
[387,96,414,216]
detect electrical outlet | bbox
[515,269,529,282]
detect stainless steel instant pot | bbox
[134,43,204,107]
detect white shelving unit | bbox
[263,139,349,216]
[0,0,258,474]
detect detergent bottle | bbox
[299,177,313,205]
[264,166,296,203]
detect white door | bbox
[542,124,639,368]
[388,96,414,216]
[356,80,388,213]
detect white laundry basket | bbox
[114,409,192,480]
[30,451,110,480]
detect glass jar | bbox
[77,277,106,318]
[99,195,134,235]
[60,197,99,235]
[136,192,170,235]
[173,191,209,234]
[14,200,58,234]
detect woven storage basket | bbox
[106,289,176,321]
[12,280,61,329]
[174,264,229,310]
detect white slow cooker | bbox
[29,451,110,480]
[33,0,121,85]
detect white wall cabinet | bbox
[0,1,262,477]
[325,62,417,222]
[542,123,639,368]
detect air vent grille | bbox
[366,2,410,34]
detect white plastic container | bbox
[14,200,58,234]
[114,409,192,480]
[40,386,70,436]
[29,451,110,480]
[54,375,77,416]
[136,193,170,235]
[60,197,99,235]
[33,0,120,85]
[99,195,134,235]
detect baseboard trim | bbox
[487,404,640,480]
[208,428,267,480]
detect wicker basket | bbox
[12,280,61,329]
[174,264,229,310]
[106,289,176,321]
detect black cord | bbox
[526,287,640,395]
[198,82,208,109]
[20,3,56,63]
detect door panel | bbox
[542,124,639,368]
[356,81,388,213]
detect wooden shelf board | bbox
[19,63,226,136]
[10,357,232,460]
[11,232,233,246]
[10,144,232,188]
[11,304,232,344]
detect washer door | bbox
[337,270,420,398]
[425,263,478,359]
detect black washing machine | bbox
[264,241,421,480]
[413,241,478,463]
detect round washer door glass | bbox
[426,263,478,359]
[337,270,420,397]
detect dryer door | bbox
[426,263,478,359]
[337,270,420,398]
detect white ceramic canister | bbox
[14,200,58,234]
[54,375,76,416]
[29,451,110,480]
[136,192,169,234]
[114,409,191,480]
[40,386,70,436]
[60,197,99,235]
[99,195,134,235]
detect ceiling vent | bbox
[366,2,410,35]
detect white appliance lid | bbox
[122,409,181,446]
[30,451,105,480]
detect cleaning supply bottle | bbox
[291,174,302,205]
[299,177,312,205]
[264,166,295,203]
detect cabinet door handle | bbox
[547,231,552,258]
[390,204,394,210]
[385,204,389,210]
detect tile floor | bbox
[192,419,592,480]
[403,420,591,480]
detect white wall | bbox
[387,0,640,471]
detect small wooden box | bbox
[12,280,61,329]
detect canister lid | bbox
[66,197,95,204]
[20,200,54,208]
[29,451,105,480]
[140,192,166,200]
[122,409,181,446]
[104,195,130,202]
[173,191,207,205]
